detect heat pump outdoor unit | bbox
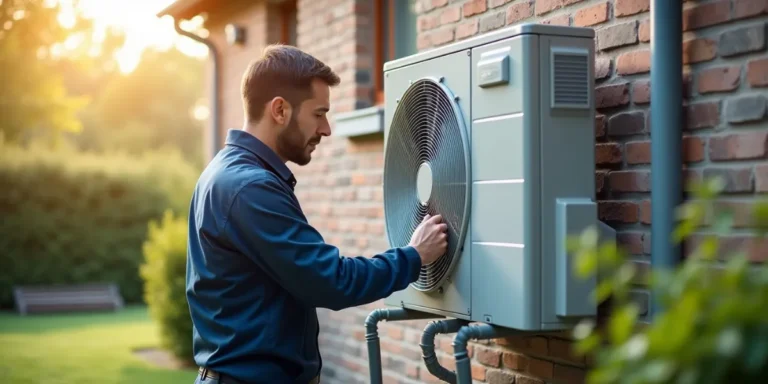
[381,23,613,332]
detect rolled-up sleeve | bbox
[224,173,422,311]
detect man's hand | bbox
[408,214,448,265]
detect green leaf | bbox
[608,304,639,345]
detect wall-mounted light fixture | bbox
[225,23,246,46]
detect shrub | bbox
[0,141,199,308]
[568,177,768,384]
[140,210,194,364]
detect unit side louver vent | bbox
[551,48,590,109]
[383,77,471,293]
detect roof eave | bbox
[156,0,214,20]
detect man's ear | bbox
[269,97,292,126]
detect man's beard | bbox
[276,115,320,166]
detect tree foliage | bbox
[0,0,90,143]
[568,178,768,384]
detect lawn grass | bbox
[0,305,198,384]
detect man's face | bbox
[276,79,331,166]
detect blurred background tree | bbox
[0,0,207,309]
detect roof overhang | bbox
[156,0,217,20]
[157,0,291,20]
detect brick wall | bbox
[200,0,768,383]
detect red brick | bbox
[595,114,606,138]
[490,0,514,8]
[686,102,720,130]
[456,18,479,40]
[424,0,449,11]
[476,346,502,367]
[548,338,585,365]
[542,14,570,26]
[683,38,717,64]
[553,364,586,384]
[618,232,649,255]
[596,170,607,195]
[709,132,768,161]
[596,82,630,109]
[506,1,534,24]
[616,49,650,75]
[573,2,609,27]
[535,0,586,16]
[595,143,622,165]
[430,27,455,46]
[734,0,768,19]
[517,376,547,384]
[487,370,517,384]
[463,0,488,17]
[610,171,651,192]
[747,58,768,88]
[683,0,731,31]
[502,351,528,370]
[439,6,461,24]
[598,201,639,223]
[633,80,650,104]
[638,19,650,42]
[628,138,707,166]
[615,0,649,17]
[419,14,440,31]
[526,358,554,379]
[471,362,487,380]
[698,66,741,94]
[625,141,649,164]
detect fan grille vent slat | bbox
[552,52,589,107]
[384,78,470,292]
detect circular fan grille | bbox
[383,77,471,292]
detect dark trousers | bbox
[195,367,320,384]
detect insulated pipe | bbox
[453,324,524,384]
[365,308,442,384]
[650,0,683,317]
[420,319,467,383]
[172,17,221,161]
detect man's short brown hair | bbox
[241,44,340,123]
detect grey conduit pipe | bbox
[420,319,467,383]
[172,17,221,161]
[649,0,683,317]
[453,323,524,384]
[365,308,442,384]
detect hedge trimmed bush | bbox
[0,142,199,308]
[140,210,194,364]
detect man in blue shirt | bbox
[188,44,448,384]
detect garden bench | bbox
[13,283,124,315]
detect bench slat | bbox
[13,283,124,315]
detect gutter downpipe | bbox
[650,0,683,317]
[172,17,221,161]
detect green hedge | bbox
[0,142,199,308]
[140,210,194,364]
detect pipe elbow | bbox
[452,325,474,353]
[365,308,386,335]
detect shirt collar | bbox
[225,129,297,188]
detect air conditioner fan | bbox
[383,77,471,292]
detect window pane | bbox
[393,0,418,59]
